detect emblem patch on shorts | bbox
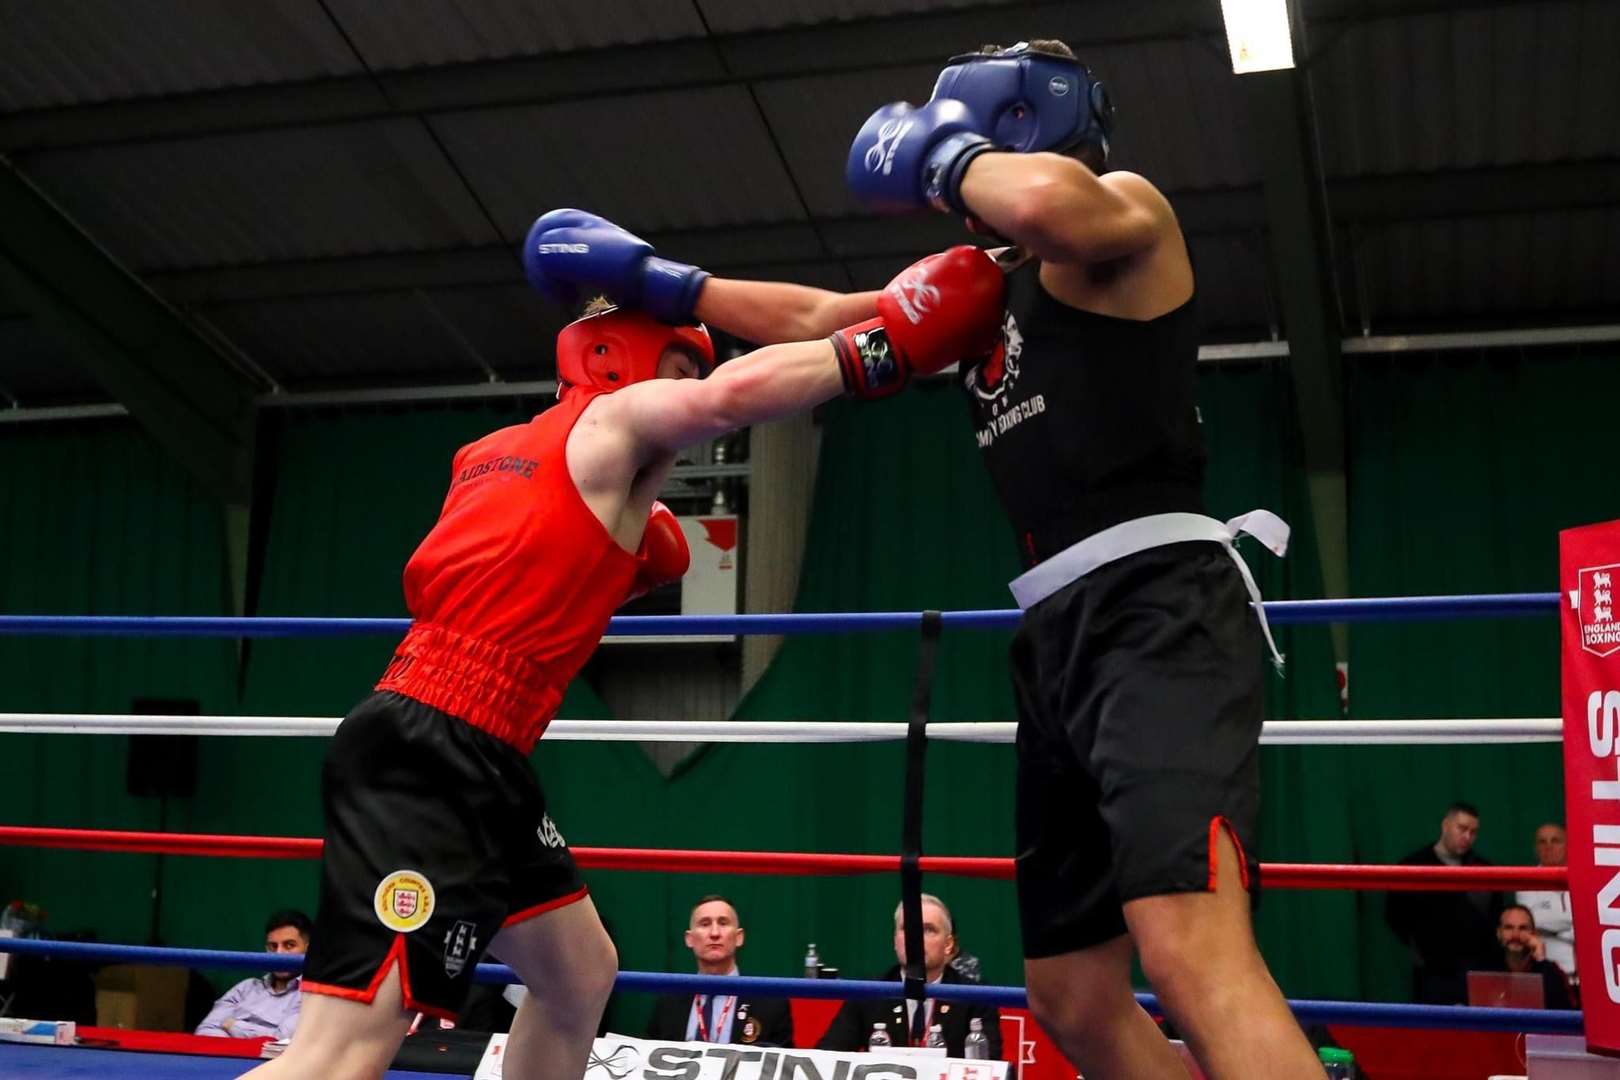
[374,869,435,933]
[536,814,566,848]
[443,919,478,978]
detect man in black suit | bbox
[646,894,793,1047]
[1385,801,1506,1004]
[818,894,1002,1058]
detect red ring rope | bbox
[0,826,1565,891]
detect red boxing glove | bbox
[829,246,1005,400]
[628,501,689,601]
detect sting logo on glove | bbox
[889,270,941,325]
[864,118,915,175]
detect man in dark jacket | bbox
[1478,904,1575,1010]
[1385,802,1506,1003]
[818,895,1001,1058]
[645,895,792,1047]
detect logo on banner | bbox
[443,919,478,978]
[479,1033,1013,1080]
[699,518,738,571]
[585,1043,640,1079]
[374,869,435,933]
[1574,564,1620,657]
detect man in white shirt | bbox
[195,910,310,1040]
[1517,822,1575,988]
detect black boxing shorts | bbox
[1010,541,1265,959]
[301,692,586,1019]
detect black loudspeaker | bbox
[126,698,200,798]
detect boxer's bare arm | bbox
[601,339,846,460]
[958,153,1167,265]
[695,280,880,345]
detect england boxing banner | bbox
[475,1033,1009,1080]
[1562,518,1620,1054]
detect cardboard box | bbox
[93,965,189,1031]
[1527,1035,1620,1079]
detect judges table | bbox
[791,999,1532,1080]
[0,1010,1538,1078]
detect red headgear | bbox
[555,307,715,399]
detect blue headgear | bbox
[930,42,1114,159]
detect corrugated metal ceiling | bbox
[1314,0,1620,176]
[327,0,706,68]
[0,0,1613,407]
[0,1,357,111]
[19,118,498,269]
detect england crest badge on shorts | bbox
[373,869,435,933]
[443,920,478,978]
[1574,563,1620,657]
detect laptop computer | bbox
[1467,970,1546,1009]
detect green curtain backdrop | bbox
[0,420,236,946]
[715,371,1348,997]
[1345,350,1620,1002]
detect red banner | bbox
[1562,519,1620,1053]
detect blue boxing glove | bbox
[522,209,710,323]
[846,100,993,216]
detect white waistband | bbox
[1008,510,1292,667]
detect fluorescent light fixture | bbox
[1221,0,1296,73]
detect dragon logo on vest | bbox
[965,311,1023,407]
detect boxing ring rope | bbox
[0,591,1561,638]
[0,937,1583,1036]
[0,591,1577,1045]
[0,713,1565,744]
[0,824,1569,891]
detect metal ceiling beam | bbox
[1237,4,1351,645]
[6,319,1617,422]
[0,156,260,502]
[10,319,1617,423]
[139,159,1620,305]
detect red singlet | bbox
[375,390,639,752]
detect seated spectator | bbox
[1385,802,1504,1004]
[194,909,310,1039]
[1517,822,1576,989]
[818,894,1001,1058]
[1481,904,1573,1010]
[645,895,792,1047]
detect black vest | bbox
[961,258,1206,567]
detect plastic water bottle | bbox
[803,943,821,979]
[925,1023,946,1049]
[868,1022,891,1048]
[963,1017,989,1059]
[1318,1047,1357,1079]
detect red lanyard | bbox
[692,994,735,1042]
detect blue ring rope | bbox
[0,937,1580,1034]
[0,593,1561,638]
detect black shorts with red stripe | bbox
[302,691,586,1019]
[1011,541,1266,959]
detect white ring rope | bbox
[0,713,1563,745]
